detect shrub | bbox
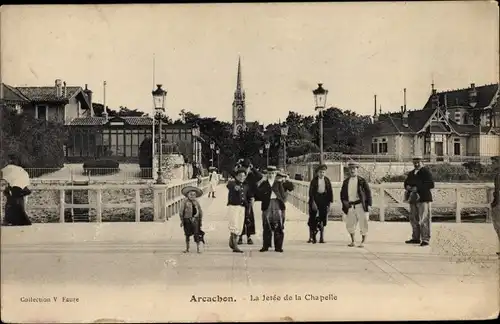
[462,161,483,174]
[1,108,66,176]
[83,159,120,175]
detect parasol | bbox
[1,164,30,189]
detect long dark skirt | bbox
[182,217,204,243]
[4,198,31,226]
[241,204,256,236]
[308,193,329,230]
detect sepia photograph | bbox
[1,2,499,322]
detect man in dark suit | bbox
[340,161,372,248]
[489,156,500,256]
[308,164,334,244]
[403,156,435,247]
[256,165,294,253]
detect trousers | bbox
[227,205,246,236]
[492,205,500,243]
[262,199,284,250]
[409,202,431,243]
[344,203,369,235]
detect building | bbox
[362,82,500,161]
[2,79,93,123]
[2,80,202,164]
[232,56,247,135]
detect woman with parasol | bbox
[1,155,32,226]
[179,185,205,253]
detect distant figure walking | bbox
[179,186,205,253]
[490,156,500,256]
[207,167,219,198]
[308,164,333,244]
[403,156,435,247]
[1,155,32,226]
[340,161,372,247]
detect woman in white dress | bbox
[207,167,219,198]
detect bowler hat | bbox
[181,186,203,198]
[412,155,423,161]
[241,159,252,168]
[266,165,278,172]
[235,168,247,175]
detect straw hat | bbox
[181,186,203,198]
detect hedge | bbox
[381,163,495,183]
[83,159,120,175]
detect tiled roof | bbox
[371,108,436,135]
[423,83,498,110]
[15,86,82,102]
[69,116,155,126]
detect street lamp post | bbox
[152,84,167,184]
[280,123,289,170]
[313,83,328,165]
[216,148,220,170]
[264,142,270,167]
[191,123,200,165]
[210,142,215,167]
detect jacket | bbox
[308,176,334,207]
[226,180,253,207]
[340,176,372,214]
[244,169,264,201]
[256,179,295,211]
[403,167,435,203]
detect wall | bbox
[479,135,500,156]
[286,162,343,182]
[64,96,79,124]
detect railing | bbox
[1,177,210,223]
[288,153,494,164]
[288,180,495,223]
[22,166,191,182]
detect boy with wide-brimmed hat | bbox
[179,186,205,253]
[308,164,333,244]
[255,165,295,253]
[340,161,372,247]
[226,167,254,253]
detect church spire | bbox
[236,56,243,93]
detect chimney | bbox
[468,82,477,108]
[431,88,439,109]
[63,81,67,97]
[55,79,62,97]
[401,106,409,128]
[403,88,407,111]
[83,84,94,117]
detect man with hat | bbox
[340,161,372,247]
[236,158,263,245]
[490,155,500,256]
[403,155,435,247]
[308,164,334,243]
[255,165,295,253]
[226,167,254,253]
[207,167,219,198]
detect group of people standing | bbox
[226,159,294,253]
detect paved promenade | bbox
[1,185,498,322]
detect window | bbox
[463,112,469,124]
[378,138,388,154]
[36,105,47,120]
[371,139,378,154]
[453,138,461,156]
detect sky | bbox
[1,2,498,125]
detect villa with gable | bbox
[362,82,500,162]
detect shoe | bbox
[405,239,420,244]
[259,247,269,252]
[237,237,243,245]
[275,249,283,253]
[319,238,325,243]
[420,241,429,247]
[307,238,313,243]
[247,237,254,245]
